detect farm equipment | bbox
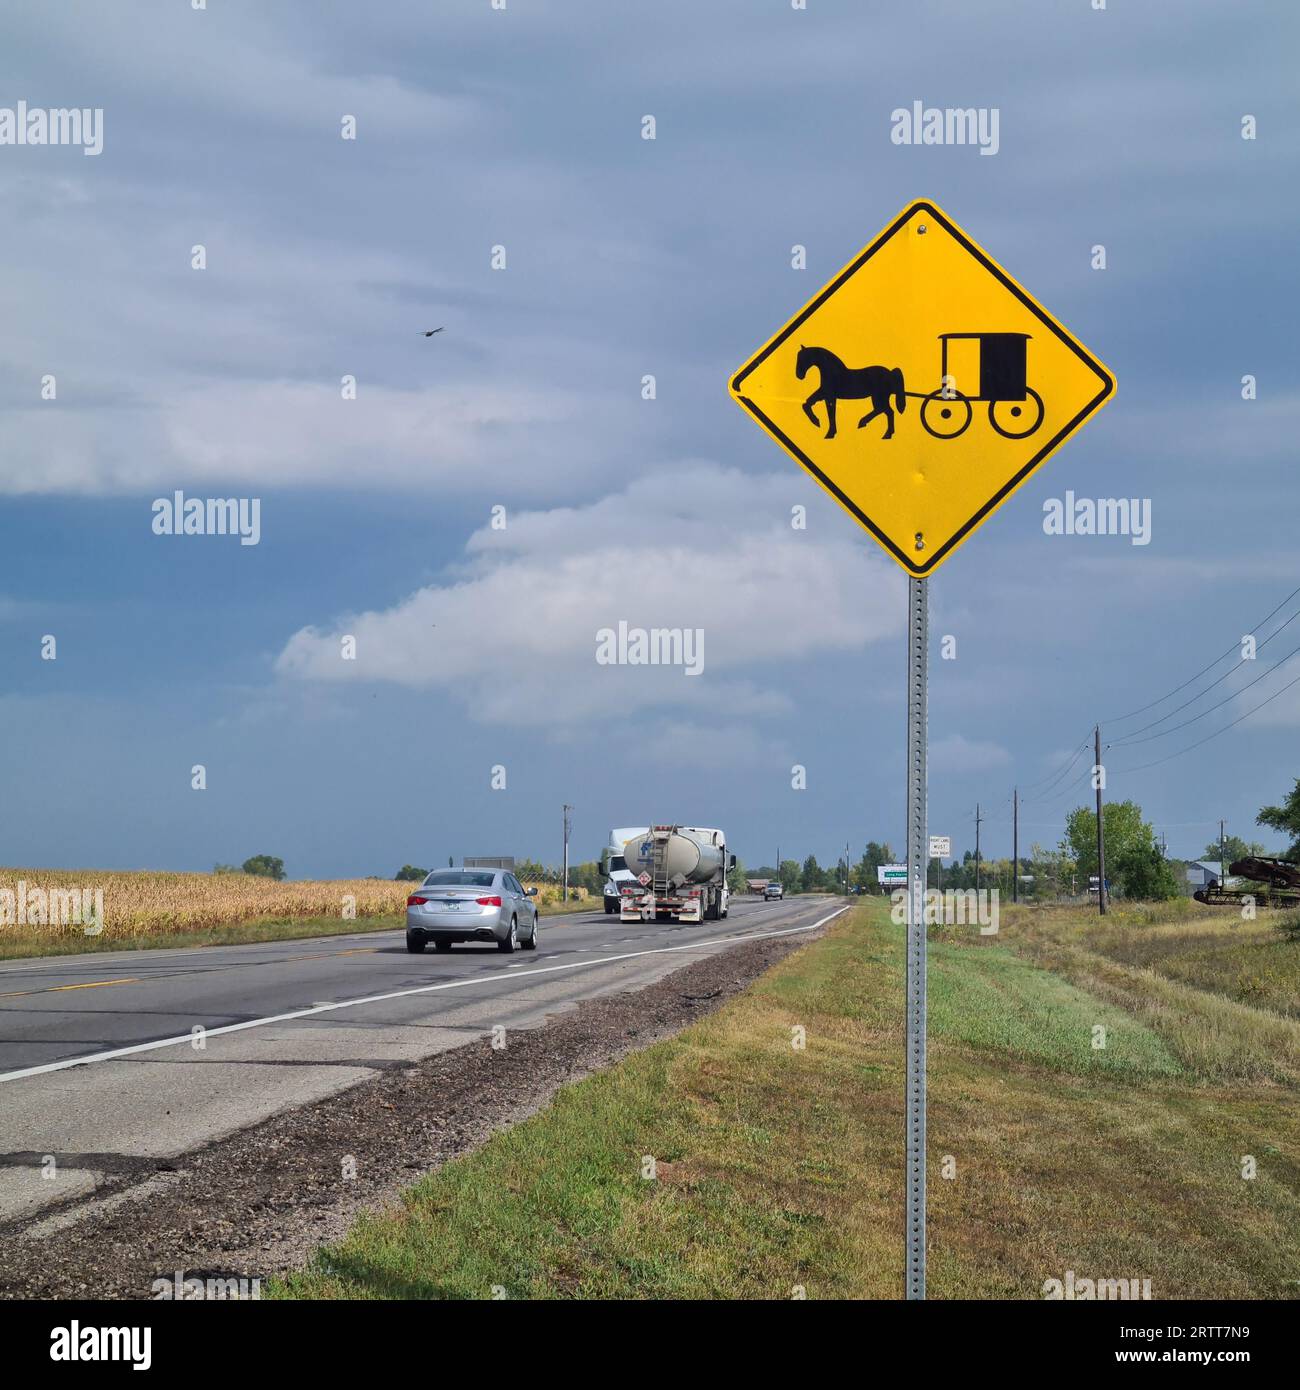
[1193,857,1300,910]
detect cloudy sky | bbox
[2,0,1297,878]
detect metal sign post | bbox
[905,575,928,1299]
[729,198,1115,1302]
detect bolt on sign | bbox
[729,200,1115,575]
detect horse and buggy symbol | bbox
[796,331,1045,444]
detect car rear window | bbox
[422,871,496,888]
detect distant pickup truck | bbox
[764,882,784,900]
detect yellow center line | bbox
[0,946,379,1000]
[52,977,139,992]
[0,977,142,999]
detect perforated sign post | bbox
[730,199,1114,1299]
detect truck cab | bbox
[603,826,649,913]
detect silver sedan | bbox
[405,869,539,954]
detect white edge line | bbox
[0,907,851,1084]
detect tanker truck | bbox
[618,825,735,924]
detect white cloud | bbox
[0,380,628,498]
[275,464,903,726]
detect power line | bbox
[1110,660,1300,775]
[1110,640,1300,747]
[1101,581,1300,725]
[1020,734,1092,798]
[1109,608,1300,743]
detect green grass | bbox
[927,939,1184,1080]
[274,901,1300,1300]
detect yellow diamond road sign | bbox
[729,199,1115,576]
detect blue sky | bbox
[2,0,1298,877]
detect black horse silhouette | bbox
[795,345,906,440]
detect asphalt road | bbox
[0,895,844,1227]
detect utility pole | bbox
[562,804,573,902]
[1220,818,1227,886]
[1094,725,1107,915]
[974,803,982,894]
[1012,787,1019,904]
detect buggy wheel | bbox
[988,388,1044,439]
[920,389,972,439]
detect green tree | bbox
[778,859,801,893]
[1257,779,1300,862]
[394,865,428,882]
[571,860,604,895]
[242,854,285,881]
[1113,842,1181,900]
[800,854,822,893]
[1063,801,1151,885]
[1026,842,1075,900]
[1200,836,1266,869]
[857,841,895,882]
[728,856,749,894]
[213,862,241,875]
[1063,800,1185,900]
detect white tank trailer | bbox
[619,825,734,924]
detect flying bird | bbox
[423,327,445,337]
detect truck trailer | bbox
[618,825,734,924]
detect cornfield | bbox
[0,868,590,946]
[0,867,410,942]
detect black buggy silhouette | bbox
[918,332,1044,441]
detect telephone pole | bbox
[1094,725,1107,915]
[1220,819,1227,886]
[974,803,982,893]
[1012,787,1019,904]
[562,804,573,902]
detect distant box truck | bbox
[618,825,734,924]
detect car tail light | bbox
[406,895,428,906]
[476,895,503,907]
